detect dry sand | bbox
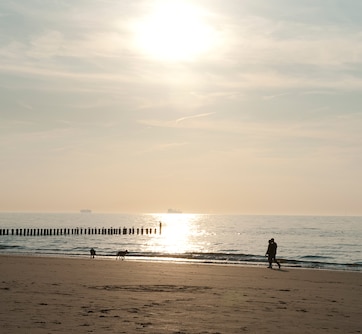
[0,255,361,333]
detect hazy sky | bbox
[1,0,362,215]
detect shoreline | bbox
[1,254,361,333]
[1,251,361,273]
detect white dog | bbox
[116,250,128,260]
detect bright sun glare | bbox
[133,1,215,61]
[149,213,201,254]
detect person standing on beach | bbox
[265,238,281,269]
[90,248,96,259]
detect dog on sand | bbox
[116,250,128,260]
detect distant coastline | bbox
[80,209,92,213]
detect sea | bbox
[0,212,361,272]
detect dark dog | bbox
[116,250,128,260]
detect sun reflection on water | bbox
[149,213,201,254]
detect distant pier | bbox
[0,223,162,237]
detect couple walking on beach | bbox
[265,238,281,269]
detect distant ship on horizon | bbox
[167,208,182,214]
[80,209,92,213]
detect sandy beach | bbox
[0,255,361,333]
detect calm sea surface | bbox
[0,213,361,271]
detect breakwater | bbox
[0,223,162,237]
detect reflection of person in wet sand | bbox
[90,248,96,259]
[265,238,281,269]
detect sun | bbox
[132,1,215,61]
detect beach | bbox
[0,255,361,333]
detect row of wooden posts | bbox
[0,222,162,237]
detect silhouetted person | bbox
[90,248,96,259]
[265,238,280,269]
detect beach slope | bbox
[0,255,361,333]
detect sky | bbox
[1,0,362,215]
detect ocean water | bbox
[0,213,361,271]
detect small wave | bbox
[0,245,21,250]
[300,255,333,260]
[127,252,362,271]
[220,249,240,252]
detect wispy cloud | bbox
[176,112,216,123]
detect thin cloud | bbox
[138,112,217,130]
[0,63,134,83]
[176,112,216,123]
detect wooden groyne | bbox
[0,223,162,237]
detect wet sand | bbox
[0,255,361,333]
